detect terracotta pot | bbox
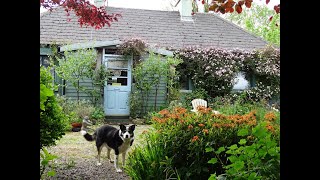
[71,122,82,128]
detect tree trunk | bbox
[154,85,158,111]
[77,79,80,103]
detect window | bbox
[40,55,50,67]
[232,72,250,91]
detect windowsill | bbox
[179,90,192,93]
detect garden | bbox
[40,38,279,180]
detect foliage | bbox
[194,0,280,15]
[175,45,279,101]
[131,52,182,117]
[126,103,279,179]
[56,96,95,125]
[40,148,58,179]
[207,122,280,179]
[55,47,108,105]
[181,88,211,109]
[90,106,105,124]
[125,132,172,179]
[40,67,67,149]
[225,3,280,46]
[40,0,121,29]
[83,62,111,105]
[117,38,148,63]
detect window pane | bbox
[107,60,128,68]
[232,72,249,90]
[107,77,128,86]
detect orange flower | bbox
[197,106,212,114]
[198,123,205,127]
[174,107,187,114]
[266,124,275,132]
[212,123,221,128]
[191,136,199,142]
[159,109,169,115]
[202,129,209,134]
[264,112,277,122]
[188,125,193,129]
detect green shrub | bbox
[90,106,105,124]
[40,148,58,179]
[126,105,279,180]
[56,96,95,125]
[207,122,280,179]
[40,67,67,148]
[181,88,211,109]
[125,132,167,179]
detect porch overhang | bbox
[59,40,174,57]
[59,40,123,52]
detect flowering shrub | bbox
[126,105,279,179]
[117,37,147,62]
[175,47,240,96]
[175,45,280,101]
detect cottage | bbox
[40,0,268,118]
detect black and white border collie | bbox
[80,124,135,172]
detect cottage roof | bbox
[40,7,268,50]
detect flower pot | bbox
[71,122,82,128]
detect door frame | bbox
[102,48,132,116]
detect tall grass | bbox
[125,132,179,180]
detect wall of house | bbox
[63,49,168,114]
[131,53,168,113]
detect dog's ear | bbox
[119,124,126,131]
[129,124,136,131]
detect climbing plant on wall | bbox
[174,45,279,102]
[130,52,182,118]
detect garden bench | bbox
[190,98,220,114]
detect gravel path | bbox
[43,124,151,180]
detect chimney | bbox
[180,0,193,21]
[94,0,105,7]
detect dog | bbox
[80,122,135,173]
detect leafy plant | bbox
[40,148,58,179]
[131,52,182,117]
[175,45,279,102]
[181,88,210,109]
[56,96,95,124]
[90,106,105,124]
[125,131,176,180]
[207,122,280,179]
[55,47,98,102]
[126,103,279,180]
[225,3,280,46]
[117,37,147,61]
[40,66,67,148]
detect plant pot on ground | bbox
[71,122,82,132]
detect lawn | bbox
[43,124,152,179]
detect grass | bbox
[47,123,152,167]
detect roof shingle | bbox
[40,7,267,50]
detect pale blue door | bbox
[103,54,132,116]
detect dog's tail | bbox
[80,130,96,141]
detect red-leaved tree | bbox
[40,0,121,29]
[206,0,280,14]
